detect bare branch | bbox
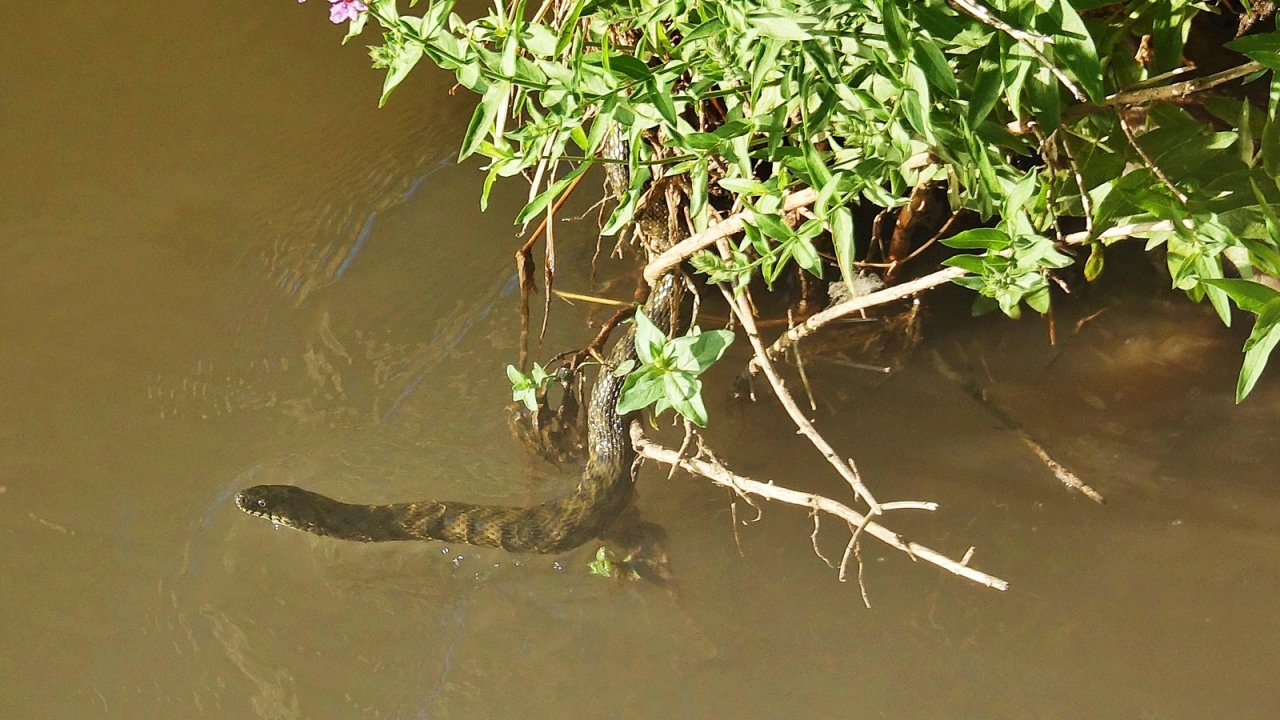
[1118,111,1189,204]
[643,187,818,285]
[720,283,882,513]
[948,0,1088,103]
[749,266,968,376]
[631,423,1010,591]
[1102,61,1264,108]
[1061,218,1195,245]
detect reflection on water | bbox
[5,2,1280,719]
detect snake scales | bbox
[235,133,682,553]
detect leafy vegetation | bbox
[614,309,733,427]
[507,361,552,411]
[311,0,1280,403]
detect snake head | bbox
[235,484,350,538]
[234,484,312,525]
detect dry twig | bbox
[643,187,818,285]
[720,283,882,513]
[1102,60,1263,108]
[947,0,1088,103]
[630,423,1010,591]
[749,266,968,376]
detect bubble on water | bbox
[440,547,451,555]
[551,561,563,571]
[451,555,466,568]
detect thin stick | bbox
[1057,132,1094,238]
[751,266,968,376]
[721,284,882,514]
[948,0,1088,103]
[643,187,818,285]
[948,0,1056,47]
[788,309,818,412]
[1102,61,1263,108]
[1061,218,1195,245]
[1118,111,1189,204]
[930,349,1105,504]
[631,423,1010,591]
[1015,432,1105,504]
[551,288,630,307]
[810,509,837,568]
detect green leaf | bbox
[1227,30,1280,71]
[648,79,678,127]
[901,67,934,142]
[791,232,823,277]
[684,132,721,150]
[879,0,909,60]
[617,368,666,415]
[663,373,708,426]
[912,36,958,98]
[1236,299,1280,401]
[1195,253,1232,326]
[587,546,616,577]
[378,41,425,107]
[1084,242,1104,281]
[670,329,735,374]
[690,156,709,223]
[831,206,857,290]
[513,161,591,225]
[460,81,508,160]
[506,364,526,386]
[681,18,725,45]
[507,363,548,411]
[719,177,770,196]
[746,11,815,41]
[749,211,796,241]
[602,166,651,235]
[1262,113,1280,178]
[968,40,1002,126]
[941,254,989,274]
[1024,283,1051,314]
[1047,0,1103,101]
[342,11,370,43]
[553,0,586,55]
[607,54,652,82]
[1202,278,1280,314]
[632,307,668,365]
[941,228,1010,250]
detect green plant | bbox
[614,308,734,427]
[307,0,1280,400]
[506,361,553,411]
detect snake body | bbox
[236,133,680,553]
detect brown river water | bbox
[4,3,1280,718]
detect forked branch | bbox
[630,423,1010,591]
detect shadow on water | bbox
[6,2,1280,719]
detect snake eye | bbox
[256,499,267,508]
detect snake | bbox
[235,131,682,553]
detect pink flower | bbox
[327,0,367,24]
[296,0,367,24]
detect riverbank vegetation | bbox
[295,0,1280,596]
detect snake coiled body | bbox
[236,133,680,553]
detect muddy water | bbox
[4,3,1280,718]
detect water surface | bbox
[4,3,1279,718]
